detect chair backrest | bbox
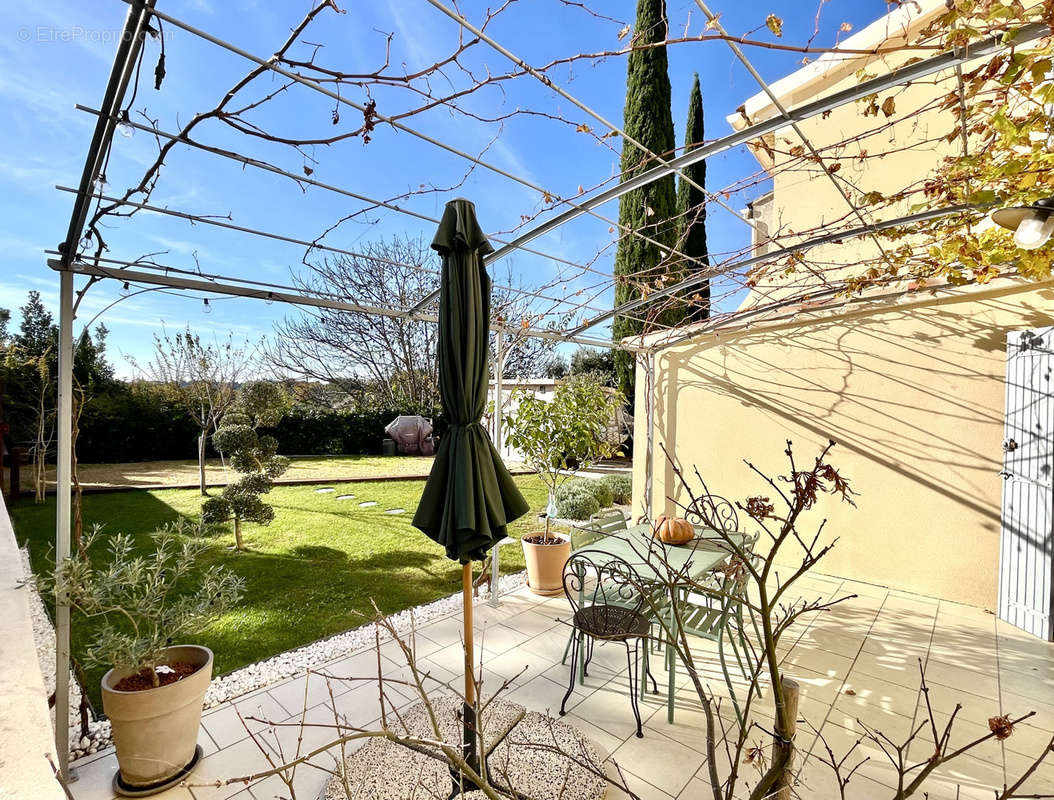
[562,551,645,616]
[712,533,761,599]
[570,508,628,549]
[686,493,739,535]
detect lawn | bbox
[28,454,457,490]
[12,474,553,708]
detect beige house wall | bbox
[633,279,1054,607]
[627,3,1051,606]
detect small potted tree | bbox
[504,373,623,594]
[43,521,244,794]
[201,381,290,550]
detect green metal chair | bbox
[571,508,629,548]
[664,533,761,724]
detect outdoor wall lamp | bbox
[992,197,1054,250]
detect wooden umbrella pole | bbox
[461,561,479,779]
[463,561,475,705]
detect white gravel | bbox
[23,547,527,762]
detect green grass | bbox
[12,475,551,707]
[33,454,448,490]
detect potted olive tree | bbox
[43,522,244,794]
[504,373,623,594]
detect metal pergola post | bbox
[53,271,74,779]
[52,0,156,779]
[644,350,656,523]
[489,328,508,609]
[494,327,505,456]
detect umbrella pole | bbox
[462,561,479,780]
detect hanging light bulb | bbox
[202,298,212,314]
[79,233,92,251]
[116,110,134,138]
[992,197,1054,251]
[120,281,131,296]
[265,292,275,305]
[1015,213,1054,250]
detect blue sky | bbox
[0,0,891,376]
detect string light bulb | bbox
[265,292,275,305]
[202,298,212,314]
[120,281,131,296]
[116,110,134,138]
[992,197,1054,251]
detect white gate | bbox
[999,327,1054,639]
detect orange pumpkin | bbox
[653,515,694,545]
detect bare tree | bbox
[268,237,561,413]
[128,327,256,495]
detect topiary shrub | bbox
[601,473,632,505]
[201,382,290,550]
[555,487,600,520]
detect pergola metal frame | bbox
[45,0,1045,778]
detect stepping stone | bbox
[315,488,336,493]
[489,712,607,800]
[336,494,356,500]
[358,501,377,507]
[384,508,406,515]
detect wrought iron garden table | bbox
[569,524,746,723]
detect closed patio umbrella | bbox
[412,197,529,776]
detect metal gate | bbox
[999,327,1054,639]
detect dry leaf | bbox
[881,96,897,118]
[765,13,783,37]
[617,24,630,40]
[988,715,1014,740]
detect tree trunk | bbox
[771,676,799,800]
[234,516,244,551]
[198,431,208,496]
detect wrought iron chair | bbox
[559,551,657,738]
[685,492,740,545]
[561,509,630,668]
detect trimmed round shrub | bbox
[600,474,632,505]
[563,477,613,509]
[555,488,600,521]
[554,481,585,507]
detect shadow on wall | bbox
[651,283,1054,602]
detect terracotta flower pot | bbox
[101,645,213,794]
[522,532,571,596]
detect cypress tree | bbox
[612,0,677,403]
[676,73,710,322]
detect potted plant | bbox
[504,373,624,594]
[42,521,244,795]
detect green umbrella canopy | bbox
[413,198,530,563]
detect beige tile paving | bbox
[69,576,1054,800]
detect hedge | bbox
[69,398,444,463]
